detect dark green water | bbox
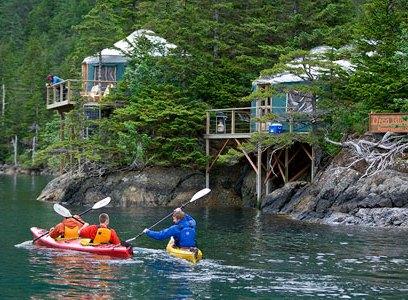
[1,175,408,299]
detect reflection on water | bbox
[3,175,408,298]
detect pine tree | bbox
[73,1,124,81]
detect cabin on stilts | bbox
[204,77,317,207]
[204,46,354,206]
[46,29,176,139]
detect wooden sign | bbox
[369,113,408,133]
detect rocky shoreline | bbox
[33,146,408,228]
[0,164,54,176]
[261,149,408,228]
[36,165,248,208]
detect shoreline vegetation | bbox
[0,1,406,229]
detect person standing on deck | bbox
[143,208,197,248]
[46,74,66,100]
[46,74,63,86]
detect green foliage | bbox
[3,0,405,173]
[112,48,209,167]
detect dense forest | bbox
[0,0,406,172]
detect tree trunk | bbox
[12,135,18,166]
[2,83,5,117]
[213,7,219,59]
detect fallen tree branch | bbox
[325,133,408,177]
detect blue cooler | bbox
[268,123,283,134]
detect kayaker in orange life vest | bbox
[49,215,85,239]
[79,213,121,245]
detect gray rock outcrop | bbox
[37,166,243,207]
[261,148,408,228]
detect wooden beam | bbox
[206,111,210,135]
[277,159,286,183]
[265,148,271,194]
[67,80,71,102]
[284,148,289,183]
[290,164,310,182]
[235,139,258,174]
[311,146,315,182]
[257,143,262,207]
[203,133,252,139]
[273,151,285,169]
[288,148,301,165]
[231,110,235,134]
[205,138,210,188]
[208,139,230,171]
[53,86,56,104]
[301,144,313,160]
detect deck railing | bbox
[205,106,311,137]
[46,79,117,110]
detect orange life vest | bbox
[63,225,79,239]
[93,227,112,244]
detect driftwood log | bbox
[326,132,408,177]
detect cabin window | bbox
[93,66,117,90]
[287,91,313,113]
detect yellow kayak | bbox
[166,237,203,264]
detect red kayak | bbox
[31,227,133,259]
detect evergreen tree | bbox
[73,1,124,80]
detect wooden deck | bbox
[46,79,117,110]
[204,106,309,138]
[205,107,260,138]
[204,106,315,207]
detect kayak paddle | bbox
[53,203,85,224]
[77,197,111,216]
[125,188,211,243]
[32,197,112,243]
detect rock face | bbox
[37,166,243,207]
[261,148,408,228]
[36,146,408,228]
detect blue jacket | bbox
[146,214,196,247]
[51,76,63,85]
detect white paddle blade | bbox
[190,188,211,203]
[53,203,72,218]
[92,197,111,210]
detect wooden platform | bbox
[46,79,117,111]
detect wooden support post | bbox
[205,138,210,188]
[235,139,258,174]
[53,86,56,104]
[311,146,315,182]
[255,99,261,132]
[206,111,210,135]
[46,86,50,106]
[60,83,63,101]
[231,110,235,134]
[67,80,71,102]
[256,143,262,208]
[266,148,271,195]
[208,139,229,171]
[284,148,289,183]
[289,113,293,133]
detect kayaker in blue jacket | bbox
[143,208,197,247]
